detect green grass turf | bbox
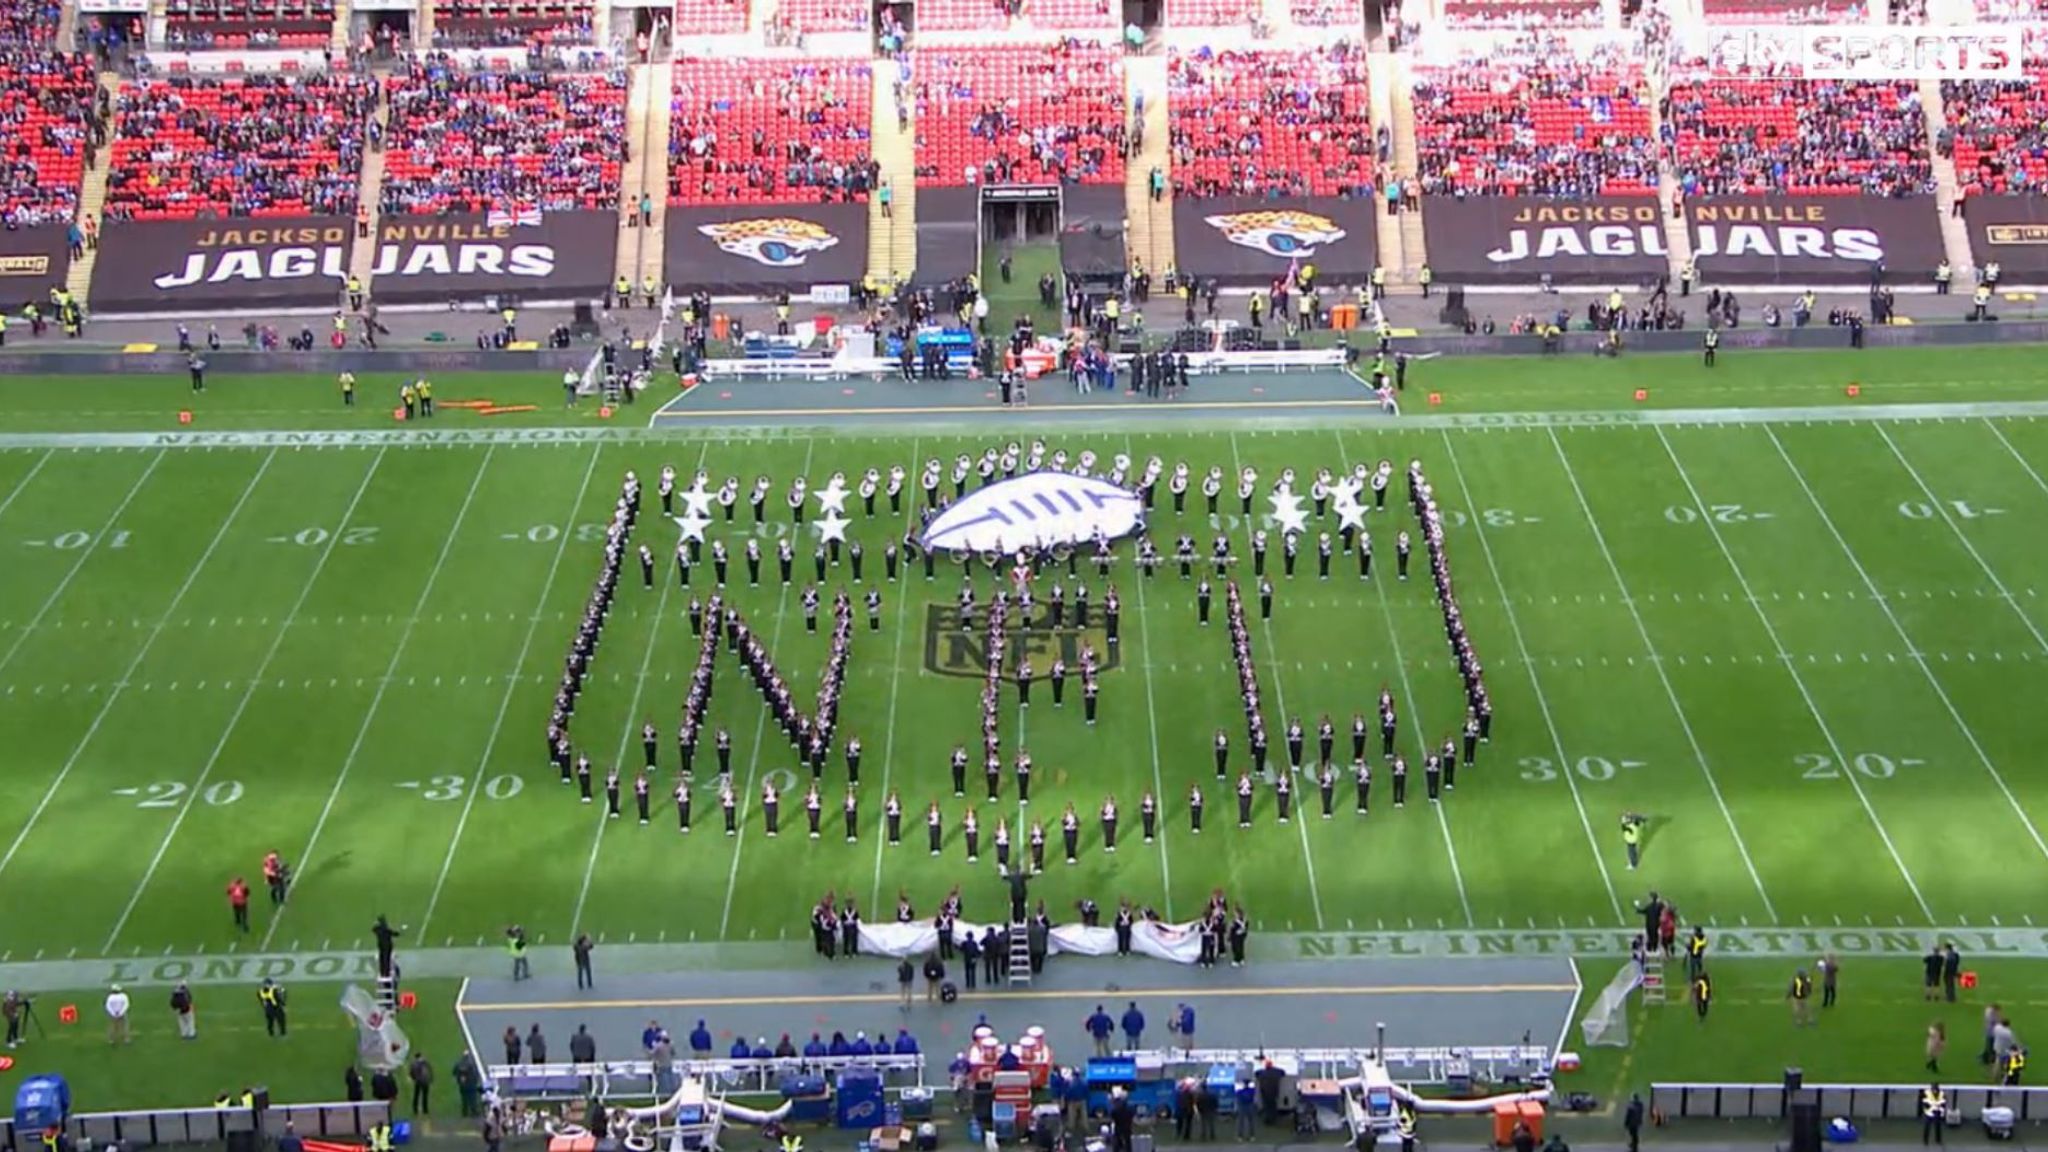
[5,342,2048,1112]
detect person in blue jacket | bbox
[1235,1080,1257,1139]
[749,1037,773,1060]
[1120,1002,1146,1050]
[1087,1005,1115,1056]
[829,1031,851,1057]
[894,1029,919,1055]
[803,1033,827,1058]
[690,1020,714,1056]
[729,1036,752,1060]
[851,1031,874,1057]
[1171,1003,1195,1053]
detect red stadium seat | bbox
[914,41,1125,187]
[1169,45,1373,199]
[668,55,875,204]
[1666,78,1931,197]
[0,44,96,224]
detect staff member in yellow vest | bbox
[1973,283,1992,322]
[501,306,517,343]
[1934,260,1951,295]
[614,276,630,309]
[1702,327,1718,368]
[1370,264,1385,301]
[1417,263,1432,298]
[1680,258,1695,296]
[775,293,791,335]
[1395,1106,1416,1152]
[368,1118,394,1152]
[0,311,8,347]
[339,371,356,408]
[1685,926,1708,980]
[347,276,364,312]
[2005,1045,2026,1085]
[1920,1083,1946,1145]
[1691,970,1711,1023]
[259,978,289,1036]
[1621,812,1643,869]
[417,378,434,418]
[643,274,660,309]
[1788,968,1815,1027]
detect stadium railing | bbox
[0,1101,390,1152]
[486,1055,930,1099]
[1651,1082,2048,1123]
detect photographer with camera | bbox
[3,990,24,1048]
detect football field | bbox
[6,377,2048,973]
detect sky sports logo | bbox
[1705,26,2022,80]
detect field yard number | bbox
[128,780,243,808]
[1899,501,2000,520]
[30,530,130,550]
[1796,752,1922,780]
[695,767,798,797]
[1664,504,1770,525]
[417,774,524,802]
[1518,755,1644,782]
[278,527,380,547]
[1441,508,1528,529]
[515,523,611,543]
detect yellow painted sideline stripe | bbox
[653,397,1385,422]
[463,982,1577,1012]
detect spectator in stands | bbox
[1168,43,1373,199]
[1668,78,1930,196]
[669,57,876,203]
[915,40,1126,187]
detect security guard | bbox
[1972,282,1992,322]
[416,377,434,417]
[1680,258,1696,297]
[347,275,364,311]
[339,371,356,407]
[369,1118,394,1152]
[259,978,289,1036]
[615,276,631,308]
[1702,327,1719,368]
[1920,1083,1946,1145]
[1416,263,1432,298]
[2005,1045,2026,1086]
[1686,926,1708,980]
[1789,968,1815,1027]
[775,292,792,335]
[400,381,417,420]
[1621,812,1643,869]
[501,305,518,343]
[1370,264,1386,301]
[643,274,660,308]
[1692,970,1712,1022]
[1394,1106,1416,1152]
[1934,259,1951,295]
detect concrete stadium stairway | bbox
[58,0,79,47]
[1368,49,1404,283]
[346,88,391,303]
[1919,74,1977,278]
[414,0,434,50]
[751,0,778,36]
[1387,53,1426,293]
[1649,84,1695,286]
[331,0,350,54]
[616,61,671,294]
[867,65,917,285]
[1123,52,1173,277]
[65,72,120,307]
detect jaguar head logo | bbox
[1204,210,1348,259]
[698,218,840,268]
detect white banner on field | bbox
[858,920,1207,965]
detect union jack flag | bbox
[486,203,543,228]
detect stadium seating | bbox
[771,0,868,34]
[1411,37,1656,197]
[1167,45,1374,198]
[435,0,596,41]
[0,42,96,225]
[669,0,750,34]
[380,57,628,215]
[668,56,875,203]
[914,0,1111,33]
[163,0,334,51]
[1697,0,1862,22]
[103,72,375,220]
[913,41,1125,187]
[1438,0,1601,28]
[1666,78,1931,196]
[1164,0,1258,28]
[1941,32,2048,195]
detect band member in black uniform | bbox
[1380,694,1398,758]
[963,809,980,863]
[639,545,655,589]
[1464,710,1481,765]
[1259,577,1273,620]
[1062,803,1080,863]
[749,477,768,523]
[803,782,823,839]
[577,754,594,803]
[844,787,860,842]
[762,781,781,836]
[1391,756,1408,808]
[711,541,729,585]
[745,540,762,587]
[985,754,1002,803]
[687,597,703,636]
[1286,718,1304,770]
[951,745,968,796]
[1396,530,1412,581]
[1354,758,1371,814]
[676,541,693,588]
[1015,751,1033,804]
[722,782,738,834]
[1083,673,1099,725]
[1317,716,1335,765]
[886,791,902,844]
[1251,529,1268,577]
[928,801,944,855]
[1140,791,1157,842]
[1050,658,1067,706]
[1017,658,1033,707]
[1228,907,1249,966]
[1283,533,1299,578]
[1317,533,1332,579]
[845,736,863,786]
[1358,531,1373,579]
[1237,772,1255,827]
[1114,901,1134,955]
[1028,820,1046,873]
[635,770,651,824]
[884,541,900,581]
[776,540,793,585]
[716,728,732,777]
[1104,589,1120,646]
[1215,730,1229,778]
[1100,796,1119,853]
[1425,753,1442,801]
[1250,725,1268,774]
[1441,736,1460,790]
[1275,772,1293,823]
[1073,584,1089,628]
[994,818,1011,874]
[1047,583,1065,627]
[1318,764,1336,818]
[605,766,622,818]
[1189,783,1205,833]
[1197,579,1212,626]
[813,545,828,582]
[675,779,692,832]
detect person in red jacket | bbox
[227,876,251,932]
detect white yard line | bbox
[1226,430,1327,931]
[1125,436,1177,921]
[418,444,608,938]
[105,448,390,951]
[1438,430,1626,923]
[1660,427,1935,919]
[717,439,816,938]
[0,451,165,677]
[1765,426,2048,868]
[260,447,499,949]
[568,441,713,935]
[1984,419,2048,501]
[0,450,275,882]
[1879,426,2048,654]
[1546,428,1779,922]
[868,436,923,912]
[0,450,53,523]
[1331,431,1473,928]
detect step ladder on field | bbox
[1641,955,1667,1006]
[1007,923,1032,986]
[375,973,399,1012]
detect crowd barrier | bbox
[1651,1082,2048,1123]
[486,1054,931,1100]
[0,1101,390,1152]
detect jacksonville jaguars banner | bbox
[1686,196,1942,285]
[1174,196,1378,287]
[664,202,870,295]
[363,211,618,304]
[920,471,1143,556]
[0,223,74,304]
[1421,197,1667,286]
[91,217,352,312]
[1966,196,2048,276]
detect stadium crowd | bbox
[1167,44,1378,200]
[1411,35,1656,197]
[1665,78,1931,197]
[104,72,375,220]
[0,0,102,229]
[668,56,876,203]
[1939,30,2048,196]
[913,40,1126,187]
[380,56,629,215]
